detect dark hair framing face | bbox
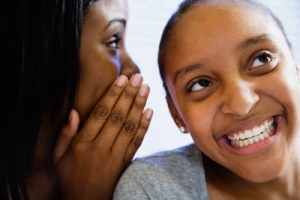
[0,0,98,199]
[158,0,292,98]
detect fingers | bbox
[96,75,145,146]
[74,74,152,159]
[53,109,80,165]
[77,75,129,142]
[124,108,153,162]
[111,84,151,155]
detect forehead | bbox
[164,2,286,76]
[87,0,128,22]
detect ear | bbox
[291,51,300,80]
[166,96,188,133]
[296,64,300,80]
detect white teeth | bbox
[239,133,245,140]
[264,120,269,128]
[227,118,275,148]
[259,134,264,141]
[245,130,253,138]
[249,138,254,145]
[253,127,261,136]
[227,118,273,139]
[234,134,239,140]
[260,125,265,132]
[254,135,260,143]
[243,140,249,147]
[263,132,269,138]
[239,140,244,147]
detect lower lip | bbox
[219,116,282,156]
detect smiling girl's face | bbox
[164,2,300,182]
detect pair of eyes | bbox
[189,51,276,92]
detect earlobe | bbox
[166,96,189,134]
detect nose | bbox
[120,51,140,79]
[220,80,259,116]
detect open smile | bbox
[219,115,281,155]
[227,118,275,148]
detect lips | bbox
[226,117,276,149]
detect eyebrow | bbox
[173,63,204,85]
[172,34,275,85]
[103,18,126,33]
[236,33,274,51]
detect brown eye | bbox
[251,53,272,68]
[190,79,212,92]
[106,35,121,49]
[248,50,278,75]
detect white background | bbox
[126,0,300,158]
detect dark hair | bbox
[0,0,98,199]
[158,0,292,98]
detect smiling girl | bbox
[114,0,300,199]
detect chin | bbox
[231,156,286,183]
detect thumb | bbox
[53,109,80,166]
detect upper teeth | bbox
[227,118,274,141]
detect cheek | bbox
[268,66,300,107]
[74,69,117,123]
[182,103,216,141]
[79,47,120,94]
[259,64,300,133]
[74,53,120,122]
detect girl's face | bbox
[74,0,139,123]
[165,3,300,182]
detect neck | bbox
[204,140,300,199]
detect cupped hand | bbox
[53,74,152,200]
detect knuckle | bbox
[93,104,109,119]
[110,111,124,125]
[108,87,119,97]
[124,89,135,99]
[139,122,149,132]
[132,136,143,149]
[133,101,144,109]
[123,120,136,135]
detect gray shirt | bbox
[113,143,209,200]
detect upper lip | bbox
[216,115,275,140]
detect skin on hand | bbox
[53,75,153,200]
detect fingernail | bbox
[139,85,149,97]
[145,109,153,120]
[116,75,127,87]
[68,110,73,122]
[131,74,142,87]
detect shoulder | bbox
[114,143,209,200]
[133,143,202,171]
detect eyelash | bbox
[187,77,213,93]
[106,35,121,49]
[250,50,275,70]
